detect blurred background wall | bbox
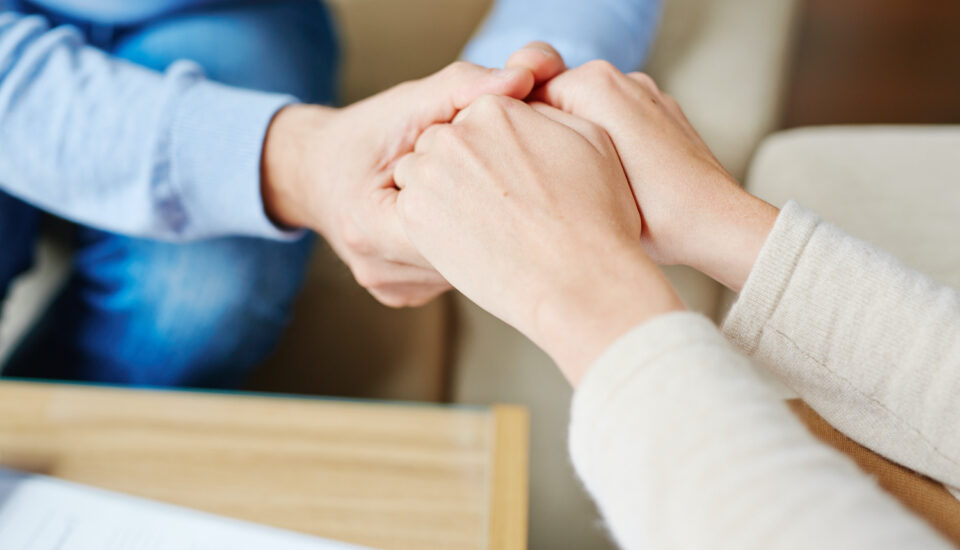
[785,0,960,126]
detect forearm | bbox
[0,12,298,241]
[461,0,662,71]
[722,201,960,489]
[572,312,950,550]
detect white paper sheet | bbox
[0,468,373,550]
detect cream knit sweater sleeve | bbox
[722,201,960,491]
[570,313,949,550]
[569,312,950,550]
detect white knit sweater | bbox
[569,201,958,549]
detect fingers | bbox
[344,215,450,307]
[431,61,535,113]
[393,152,420,190]
[530,60,628,125]
[626,71,660,93]
[531,59,623,107]
[505,41,566,85]
[399,61,534,159]
[528,102,612,151]
[460,93,528,122]
[414,123,448,154]
[368,280,451,309]
[367,175,451,308]
[364,265,451,308]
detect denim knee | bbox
[89,233,314,387]
[8,233,315,388]
[112,0,340,105]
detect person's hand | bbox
[260,61,537,307]
[394,95,684,384]
[534,62,779,291]
[504,41,567,85]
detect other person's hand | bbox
[504,41,567,85]
[535,62,779,291]
[394,95,683,383]
[260,61,536,307]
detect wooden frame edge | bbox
[487,404,529,550]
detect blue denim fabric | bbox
[1,0,339,388]
[0,194,39,302]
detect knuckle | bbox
[434,123,461,144]
[443,60,477,79]
[446,124,474,149]
[629,72,665,102]
[582,59,620,80]
[424,125,464,155]
[629,71,657,87]
[467,94,515,122]
[472,93,509,112]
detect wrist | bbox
[261,103,336,230]
[528,241,685,386]
[684,189,779,293]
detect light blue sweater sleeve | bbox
[461,0,662,72]
[0,10,300,241]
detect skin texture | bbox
[387,43,780,383]
[531,61,779,292]
[393,95,683,384]
[260,61,540,307]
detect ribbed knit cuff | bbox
[169,66,305,241]
[721,201,820,355]
[570,312,725,474]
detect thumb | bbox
[413,61,535,125]
[529,61,626,130]
[505,41,566,85]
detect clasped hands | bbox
[262,42,778,384]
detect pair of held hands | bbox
[262,42,778,384]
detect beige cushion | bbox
[721,126,960,394]
[740,126,960,542]
[744,126,960,289]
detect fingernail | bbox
[526,45,557,57]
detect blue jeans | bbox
[0,0,339,388]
